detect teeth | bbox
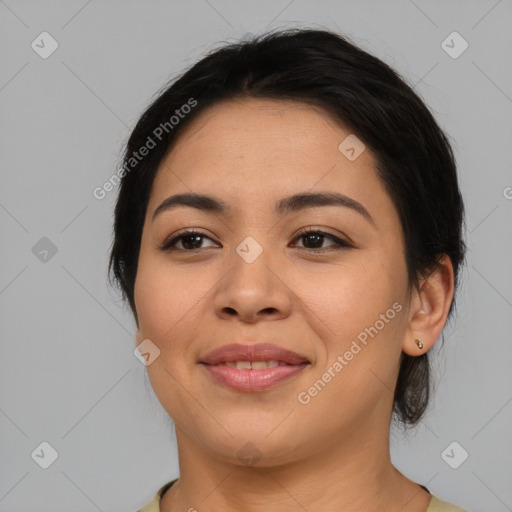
[251,361,271,370]
[221,360,281,369]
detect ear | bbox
[402,254,455,356]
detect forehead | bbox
[162,98,357,168]
[149,98,389,220]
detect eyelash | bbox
[159,227,353,253]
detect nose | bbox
[213,246,292,323]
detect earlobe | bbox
[402,336,428,356]
[402,255,455,356]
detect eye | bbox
[160,229,217,252]
[292,227,353,252]
[159,227,353,253]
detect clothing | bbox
[136,479,468,511]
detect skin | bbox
[133,98,455,511]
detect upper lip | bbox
[200,343,310,365]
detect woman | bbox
[109,28,467,511]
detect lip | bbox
[200,343,310,365]
[199,343,310,393]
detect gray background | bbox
[1,1,511,511]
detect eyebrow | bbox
[152,191,375,226]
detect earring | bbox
[415,339,424,350]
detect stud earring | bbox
[415,339,424,350]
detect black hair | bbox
[108,27,466,427]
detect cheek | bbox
[134,272,171,334]
[312,260,406,377]
[305,253,399,325]
[135,251,195,328]
[133,253,218,371]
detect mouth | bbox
[199,343,310,392]
[205,360,303,369]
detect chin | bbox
[193,425,312,468]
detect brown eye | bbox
[293,228,353,252]
[160,230,217,252]
[160,228,353,253]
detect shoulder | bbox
[428,493,468,512]
[136,479,178,512]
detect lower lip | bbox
[200,363,309,392]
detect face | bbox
[134,98,412,466]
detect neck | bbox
[160,414,430,512]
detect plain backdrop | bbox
[1,1,511,511]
